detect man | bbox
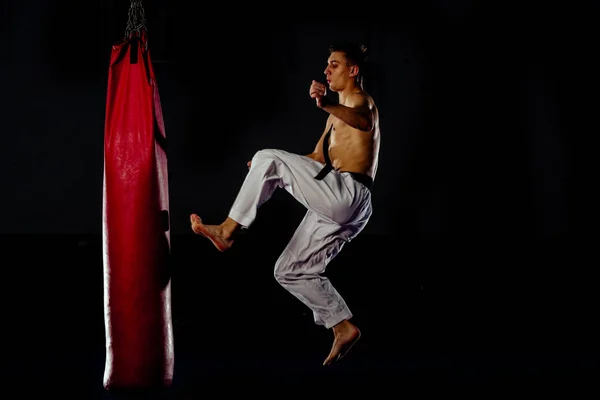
[190,41,380,366]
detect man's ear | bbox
[349,65,359,77]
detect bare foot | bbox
[323,319,361,366]
[190,214,233,252]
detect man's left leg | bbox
[273,210,361,366]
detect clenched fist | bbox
[309,80,328,108]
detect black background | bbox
[1,1,597,397]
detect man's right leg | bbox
[191,149,333,251]
[189,149,289,250]
[189,214,238,252]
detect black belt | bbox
[346,172,373,191]
[314,127,373,192]
[314,125,335,180]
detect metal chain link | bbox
[124,0,146,39]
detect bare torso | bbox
[328,92,380,179]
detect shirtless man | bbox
[190,42,380,366]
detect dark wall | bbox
[1,0,586,239]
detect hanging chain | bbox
[124,0,147,39]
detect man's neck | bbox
[338,82,362,105]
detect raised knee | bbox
[252,149,277,163]
[273,267,287,285]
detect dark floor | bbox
[1,226,598,398]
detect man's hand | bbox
[247,160,252,169]
[309,80,327,108]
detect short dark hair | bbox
[328,41,370,86]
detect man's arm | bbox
[321,93,373,132]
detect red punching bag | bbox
[101,6,174,390]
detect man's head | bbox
[324,41,369,92]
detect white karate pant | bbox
[228,149,372,328]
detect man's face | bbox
[324,51,356,92]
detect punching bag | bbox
[102,22,174,390]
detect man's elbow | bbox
[306,152,323,163]
[359,117,373,132]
